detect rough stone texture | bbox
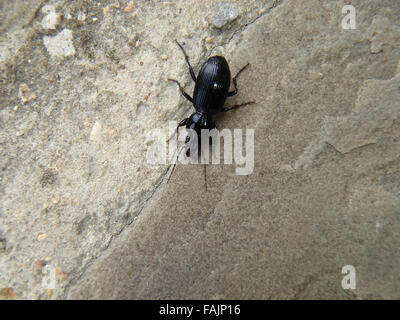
[213,2,240,28]
[41,5,62,31]
[1,0,400,299]
[43,29,76,58]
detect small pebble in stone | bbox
[77,11,86,22]
[52,195,61,204]
[144,92,151,101]
[41,5,62,30]
[105,127,116,136]
[103,6,111,15]
[125,1,135,12]
[38,234,47,241]
[0,288,16,300]
[213,2,239,28]
[43,29,76,58]
[90,120,103,141]
[34,259,46,272]
[19,83,37,104]
[205,37,215,43]
[56,268,68,281]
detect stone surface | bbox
[1,0,400,299]
[18,83,37,104]
[43,29,76,58]
[213,2,240,28]
[41,5,62,30]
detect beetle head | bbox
[184,112,215,156]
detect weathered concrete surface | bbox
[67,0,400,299]
[1,0,400,299]
[0,0,282,299]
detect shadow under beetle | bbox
[167,40,255,188]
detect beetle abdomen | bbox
[193,56,231,114]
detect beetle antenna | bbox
[166,144,186,184]
[204,164,207,191]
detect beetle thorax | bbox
[187,112,215,131]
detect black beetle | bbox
[167,40,255,186]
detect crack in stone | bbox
[200,0,285,64]
[23,0,46,28]
[326,141,377,156]
[228,0,284,43]
[325,142,345,155]
[63,165,170,298]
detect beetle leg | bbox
[167,118,188,143]
[221,100,256,112]
[228,63,250,97]
[175,40,197,82]
[168,78,193,103]
[178,118,188,127]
